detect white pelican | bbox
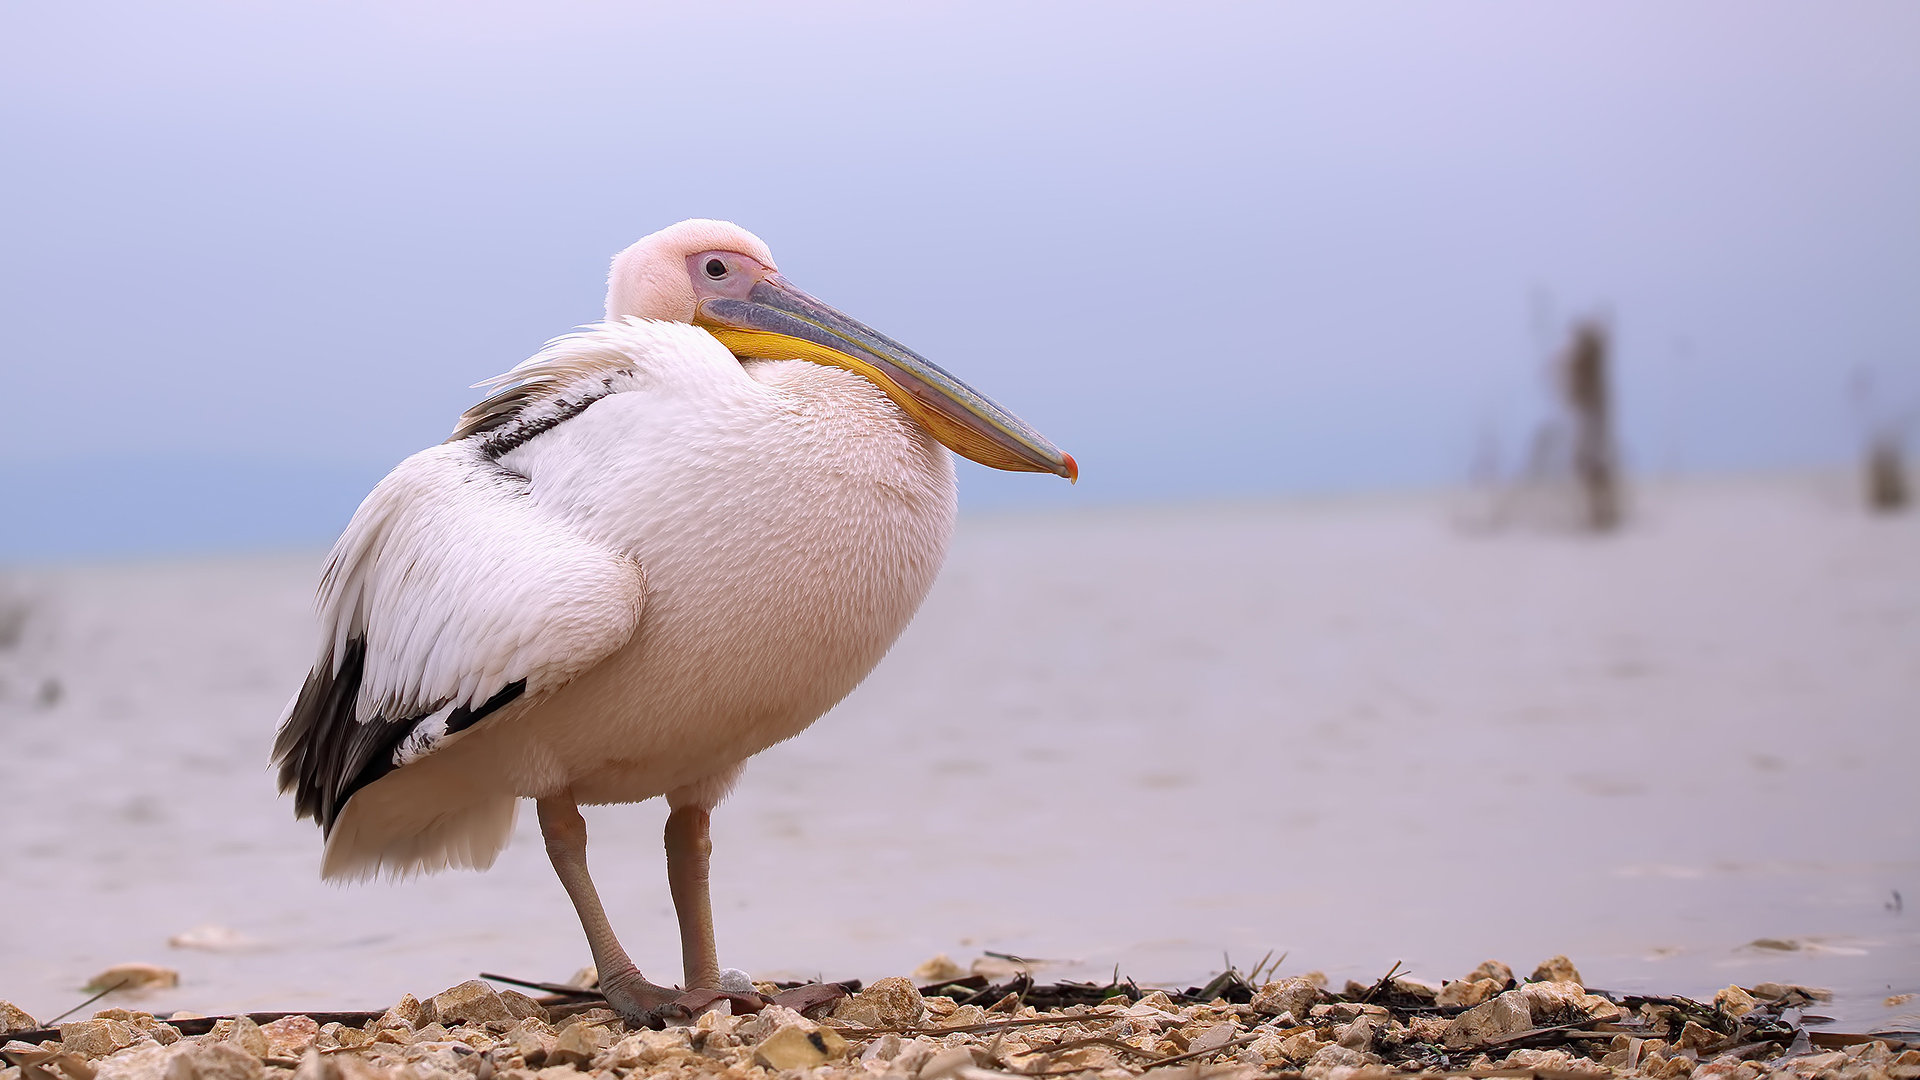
[271,220,1073,1024]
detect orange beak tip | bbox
[1063,453,1079,484]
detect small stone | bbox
[1502,1047,1608,1077]
[83,965,180,994]
[915,1045,977,1080]
[1389,977,1440,1003]
[546,1025,597,1068]
[1407,1016,1450,1043]
[1516,980,1620,1023]
[1273,1031,1324,1064]
[937,1004,988,1028]
[487,991,545,1025]
[566,968,597,990]
[830,976,926,1029]
[910,955,966,984]
[59,1019,138,1059]
[1444,990,1534,1048]
[1335,1016,1375,1051]
[428,982,513,1027]
[859,1033,903,1063]
[1749,981,1832,1002]
[375,995,424,1031]
[1187,1023,1237,1056]
[1435,978,1498,1009]
[504,1019,554,1067]
[1675,1020,1719,1052]
[1251,977,1320,1019]
[1306,1042,1378,1071]
[258,1017,318,1059]
[717,968,755,994]
[751,1024,848,1070]
[225,1017,270,1060]
[1,1002,39,1035]
[179,1043,265,1080]
[1466,961,1514,987]
[1712,985,1756,1018]
[1528,955,1582,986]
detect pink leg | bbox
[665,806,722,990]
[536,793,677,1022]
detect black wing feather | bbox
[271,635,525,835]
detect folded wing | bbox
[272,441,645,834]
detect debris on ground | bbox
[4,956,1915,1080]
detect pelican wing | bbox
[272,441,645,834]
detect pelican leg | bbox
[536,793,678,1022]
[665,806,722,990]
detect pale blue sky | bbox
[5,2,1917,558]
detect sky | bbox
[4,2,1917,559]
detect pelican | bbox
[271,220,1073,1024]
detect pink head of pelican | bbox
[273,219,1073,1025]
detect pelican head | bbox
[606,219,1076,481]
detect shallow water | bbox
[2,477,1915,1031]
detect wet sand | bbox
[1,474,1915,1031]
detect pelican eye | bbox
[704,258,727,278]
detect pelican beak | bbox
[695,277,1077,481]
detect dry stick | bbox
[478,972,600,998]
[44,979,131,1027]
[833,1013,1130,1039]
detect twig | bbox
[1357,961,1404,1005]
[478,972,599,998]
[45,980,130,1026]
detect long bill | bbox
[695,277,1077,481]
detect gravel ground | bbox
[5,955,1916,1080]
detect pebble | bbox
[83,964,181,994]
[425,981,513,1027]
[1444,989,1534,1047]
[1,1002,40,1035]
[1531,954,1584,986]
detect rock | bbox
[493,991,546,1025]
[257,1017,317,1059]
[1,1001,39,1035]
[1443,990,1534,1048]
[60,1019,139,1059]
[428,982,513,1027]
[175,1043,264,1080]
[1516,980,1621,1023]
[545,1024,598,1068]
[915,1045,978,1080]
[937,1004,988,1028]
[1749,981,1831,1003]
[1407,1016,1450,1044]
[829,977,925,1029]
[1712,985,1756,1018]
[375,994,424,1031]
[717,968,755,994]
[1334,1016,1374,1052]
[910,954,966,984]
[1675,1020,1719,1052]
[1187,1024,1238,1056]
[1251,977,1321,1019]
[751,1024,848,1070]
[1528,955,1582,986]
[223,1017,270,1060]
[1466,961,1513,987]
[566,967,597,990]
[1305,1041,1379,1076]
[1501,1048,1608,1077]
[1435,978,1498,1009]
[968,955,1026,981]
[601,1029,694,1069]
[1389,977,1440,1003]
[83,965,180,994]
[859,1033,903,1063]
[504,1019,554,1067]
[1272,1031,1325,1064]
